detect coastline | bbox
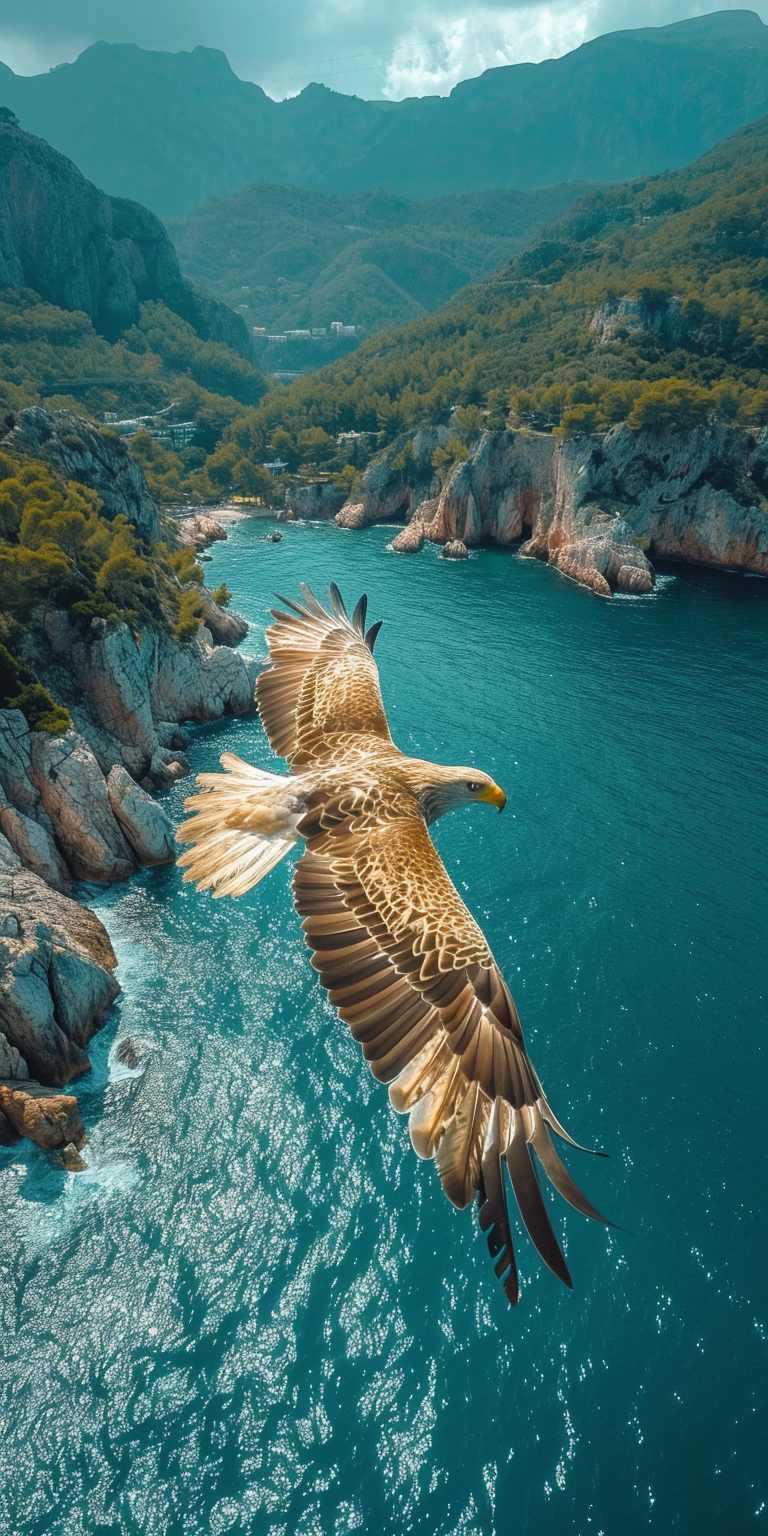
[0,442,261,1157]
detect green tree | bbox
[296,426,336,465]
[556,402,605,435]
[627,378,713,433]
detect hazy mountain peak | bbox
[0,12,766,217]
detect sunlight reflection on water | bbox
[1,520,766,1536]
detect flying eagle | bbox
[178,583,608,1305]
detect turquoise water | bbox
[1,519,766,1536]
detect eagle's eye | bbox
[465,780,481,793]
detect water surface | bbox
[1,521,766,1535]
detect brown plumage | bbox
[177,582,609,1306]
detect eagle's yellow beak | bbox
[479,783,507,811]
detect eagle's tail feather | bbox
[176,754,303,899]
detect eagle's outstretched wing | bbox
[256,583,391,767]
[293,813,608,1307]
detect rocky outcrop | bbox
[28,732,137,883]
[3,408,161,541]
[176,512,227,550]
[194,585,249,646]
[0,116,255,358]
[390,519,426,553]
[0,832,118,1084]
[0,592,257,1134]
[0,434,261,1158]
[441,539,469,560]
[335,422,768,595]
[24,612,256,782]
[286,483,347,520]
[107,765,175,866]
[335,427,449,531]
[0,805,70,891]
[147,625,257,725]
[0,1080,86,1154]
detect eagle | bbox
[177,582,608,1305]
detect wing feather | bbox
[292,831,606,1306]
[256,584,392,766]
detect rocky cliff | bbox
[0,418,259,1158]
[5,407,161,541]
[0,115,254,356]
[337,422,768,595]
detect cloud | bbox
[0,0,765,98]
[381,6,593,98]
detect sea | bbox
[1,517,766,1536]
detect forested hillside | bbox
[218,112,768,473]
[0,118,266,433]
[168,181,586,363]
[3,114,766,512]
[1,13,766,216]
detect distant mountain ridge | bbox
[1,12,767,217]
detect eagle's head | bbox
[408,763,507,823]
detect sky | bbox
[0,1,766,99]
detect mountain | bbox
[0,116,266,419]
[230,113,768,452]
[0,112,252,357]
[1,13,767,217]
[167,181,587,366]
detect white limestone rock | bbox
[107,765,176,866]
[0,833,118,1083]
[193,585,249,647]
[0,805,71,891]
[28,731,136,883]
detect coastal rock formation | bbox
[519,513,653,596]
[193,585,249,647]
[0,831,118,1084]
[3,408,161,541]
[176,512,227,550]
[390,520,426,553]
[29,732,136,884]
[0,431,260,1157]
[442,539,469,560]
[335,501,367,530]
[286,483,347,520]
[147,626,257,726]
[0,1081,86,1152]
[336,428,448,531]
[336,422,768,595]
[107,765,175,866]
[0,805,70,891]
[24,612,256,782]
